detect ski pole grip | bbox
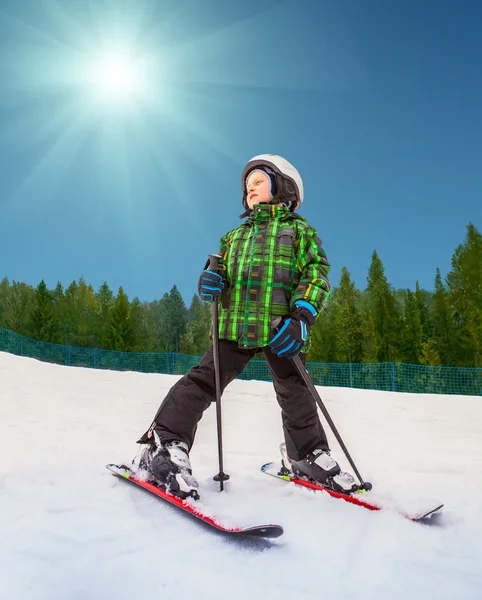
[208,253,222,272]
[271,316,283,335]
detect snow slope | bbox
[1,351,481,600]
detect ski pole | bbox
[292,355,372,491]
[270,317,371,491]
[208,253,230,492]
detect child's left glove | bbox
[268,301,317,359]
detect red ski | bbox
[261,462,443,523]
[107,464,283,538]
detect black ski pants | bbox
[148,340,329,461]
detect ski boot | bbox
[281,443,359,495]
[139,431,200,500]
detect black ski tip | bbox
[414,504,445,524]
[237,525,284,539]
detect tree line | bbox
[310,222,482,368]
[0,278,212,357]
[0,222,480,368]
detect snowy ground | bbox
[1,351,481,600]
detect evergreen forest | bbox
[1,223,481,368]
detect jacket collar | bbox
[248,204,291,221]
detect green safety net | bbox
[1,327,481,396]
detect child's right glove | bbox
[198,269,225,302]
[268,301,317,359]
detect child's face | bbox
[246,171,272,209]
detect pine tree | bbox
[29,280,57,342]
[48,282,65,344]
[179,326,195,355]
[365,251,400,362]
[360,307,378,362]
[331,267,364,363]
[53,282,64,301]
[0,277,10,328]
[401,289,423,364]
[165,285,188,353]
[419,340,441,366]
[432,268,452,365]
[190,296,212,355]
[106,287,135,351]
[75,277,98,347]
[3,281,34,336]
[129,297,158,351]
[157,292,173,351]
[95,282,114,348]
[62,280,79,345]
[446,223,482,366]
[188,294,202,323]
[414,281,432,343]
[308,298,337,362]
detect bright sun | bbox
[87,52,145,105]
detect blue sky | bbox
[1,0,481,305]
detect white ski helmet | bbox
[241,154,304,211]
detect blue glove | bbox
[198,269,224,302]
[269,301,317,359]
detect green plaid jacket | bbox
[217,204,330,349]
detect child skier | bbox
[137,154,357,499]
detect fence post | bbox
[67,346,71,366]
[171,352,175,375]
[93,348,97,369]
[392,362,396,392]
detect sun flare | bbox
[85,52,147,106]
